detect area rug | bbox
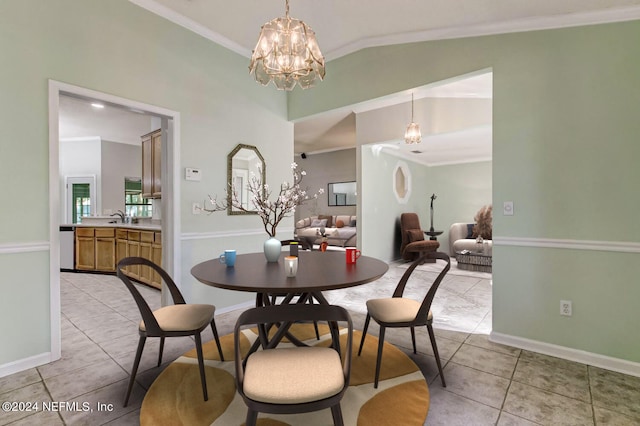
[140,324,429,425]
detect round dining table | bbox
[191,251,389,351]
[191,251,389,297]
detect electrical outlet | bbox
[192,202,201,215]
[560,300,572,316]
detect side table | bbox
[424,230,443,241]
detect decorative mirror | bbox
[227,144,265,215]
[393,161,412,204]
[328,181,357,206]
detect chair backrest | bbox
[116,257,185,335]
[392,251,451,324]
[234,304,353,391]
[400,213,425,252]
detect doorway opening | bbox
[65,176,96,224]
[48,80,181,362]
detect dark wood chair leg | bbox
[358,314,371,356]
[124,335,146,407]
[331,403,345,426]
[245,409,258,426]
[427,324,446,387]
[210,320,225,361]
[410,326,417,354]
[157,337,165,367]
[374,326,386,389]
[194,333,208,401]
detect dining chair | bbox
[234,304,353,426]
[116,257,224,406]
[358,251,450,388]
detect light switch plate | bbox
[503,201,514,216]
[192,202,201,215]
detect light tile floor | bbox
[1,260,639,425]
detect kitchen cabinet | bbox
[142,129,162,199]
[75,228,95,270]
[139,231,154,285]
[116,229,128,270]
[151,231,162,288]
[75,227,115,272]
[75,226,161,288]
[126,230,141,280]
[118,228,162,289]
[95,228,115,272]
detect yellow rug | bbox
[140,324,429,425]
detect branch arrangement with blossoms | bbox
[203,162,324,238]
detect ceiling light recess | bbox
[249,0,325,91]
[404,93,422,144]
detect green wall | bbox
[0,0,290,367]
[292,22,640,362]
[360,149,491,261]
[426,161,493,255]
[360,148,429,261]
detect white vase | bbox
[263,237,282,262]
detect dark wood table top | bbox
[191,251,389,293]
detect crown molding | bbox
[326,6,640,60]
[128,0,251,57]
[129,1,640,61]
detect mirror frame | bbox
[227,143,266,215]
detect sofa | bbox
[295,215,357,247]
[449,222,493,257]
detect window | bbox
[125,178,152,217]
[72,183,91,224]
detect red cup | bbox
[346,247,361,264]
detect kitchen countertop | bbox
[62,223,162,231]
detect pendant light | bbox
[249,0,325,91]
[404,94,422,144]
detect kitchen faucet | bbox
[110,210,125,223]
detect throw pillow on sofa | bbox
[310,219,327,227]
[318,214,333,228]
[335,220,344,228]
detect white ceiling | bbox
[59,94,156,145]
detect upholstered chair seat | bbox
[235,304,353,426]
[244,347,344,404]
[138,304,216,332]
[366,298,433,323]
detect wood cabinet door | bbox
[127,240,140,279]
[95,237,115,272]
[152,130,162,198]
[116,239,128,268]
[142,133,153,198]
[75,235,95,270]
[151,241,162,289]
[139,241,153,284]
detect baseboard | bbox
[0,352,55,379]
[490,331,640,378]
[214,300,253,315]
